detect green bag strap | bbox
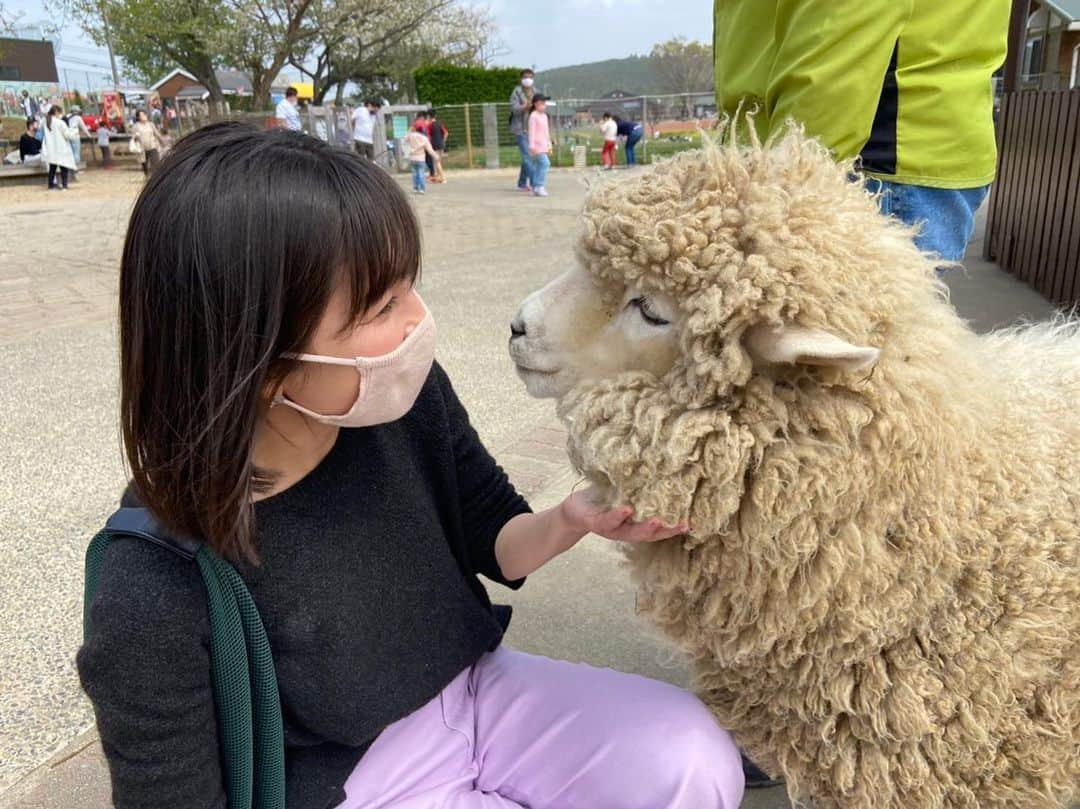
[83,508,286,809]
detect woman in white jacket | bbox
[41,106,79,190]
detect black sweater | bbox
[77,365,530,809]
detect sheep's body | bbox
[550,132,1080,808]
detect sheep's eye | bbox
[630,296,670,327]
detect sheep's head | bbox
[510,127,951,537]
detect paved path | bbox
[0,166,1061,808]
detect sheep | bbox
[508,127,1080,809]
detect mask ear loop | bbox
[281,353,360,367]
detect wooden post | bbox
[464,103,474,169]
[1004,0,1031,93]
[641,94,649,164]
[482,103,500,168]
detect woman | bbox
[66,108,92,176]
[78,124,746,809]
[613,115,644,166]
[509,69,535,191]
[130,109,165,176]
[40,105,79,190]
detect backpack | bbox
[83,507,286,809]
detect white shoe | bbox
[533,187,548,197]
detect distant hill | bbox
[534,56,669,99]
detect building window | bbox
[1024,38,1044,77]
[0,66,20,80]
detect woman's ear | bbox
[744,324,880,372]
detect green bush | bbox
[413,64,524,106]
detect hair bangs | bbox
[328,157,422,327]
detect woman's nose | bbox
[510,317,527,339]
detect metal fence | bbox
[985,89,1080,306]
[431,92,719,170]
[176,91,719,172]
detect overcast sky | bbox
[8,0,713,88]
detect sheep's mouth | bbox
[515,365,559,377]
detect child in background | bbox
[600,112,617,170]
[527,94,552,197]
[97,121,115,169]
[405,119,438,194]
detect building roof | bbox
[215,70,252,94]
[151,68,254,98]
[1040,0,1080,22]
[149,67,196,91]
[0,37,59,83]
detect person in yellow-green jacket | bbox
[714,0,1010,263]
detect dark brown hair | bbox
[120,122,420,562]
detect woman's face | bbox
[280,280,425,417]
[137,111,147,122]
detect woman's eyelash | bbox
[380,297,398,316]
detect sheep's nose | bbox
[510,317,527,339]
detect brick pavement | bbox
[0,171,139,344]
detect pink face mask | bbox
[273,302,436,428]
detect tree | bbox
[649,37,713,114]
[0,4,18,33]
[61,0,228,102]
[220,0,319,110]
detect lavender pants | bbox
[336,647,745,808]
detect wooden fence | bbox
[985,90,1080,306]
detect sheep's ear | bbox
[744,324,880,372]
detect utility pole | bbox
[99,0,121,88]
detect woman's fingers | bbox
[586,505,634,534]
[592,513,689,543]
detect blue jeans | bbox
[625,125,644,165]
[867,179,990,262]
[516,133,533,188]
[531,153,550,189]
[411,160,426,191]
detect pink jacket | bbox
[528,111,550,156]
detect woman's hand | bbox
[559,487,688,544]
[494,487,689,580]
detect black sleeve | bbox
[434,364,532,590]
[77,538,226,809]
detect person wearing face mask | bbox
[77,123,746,809]
[509,68,536,192]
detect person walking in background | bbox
[66,108,92,179]
[613,115,644,166]
[131,110,165,176]
[275,87,302,132]
[412,112,440,182]
[405,120,439,194]
[97,121,115,169]
[21,89,39,122]
[427,111,448,182]
[352,99,380,160]
[713,0,1009,264]
[19,118,42,164]
[40,105,79,190]
[510,69,536,192]
[528,94,552,197]
[600,112,617,170]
